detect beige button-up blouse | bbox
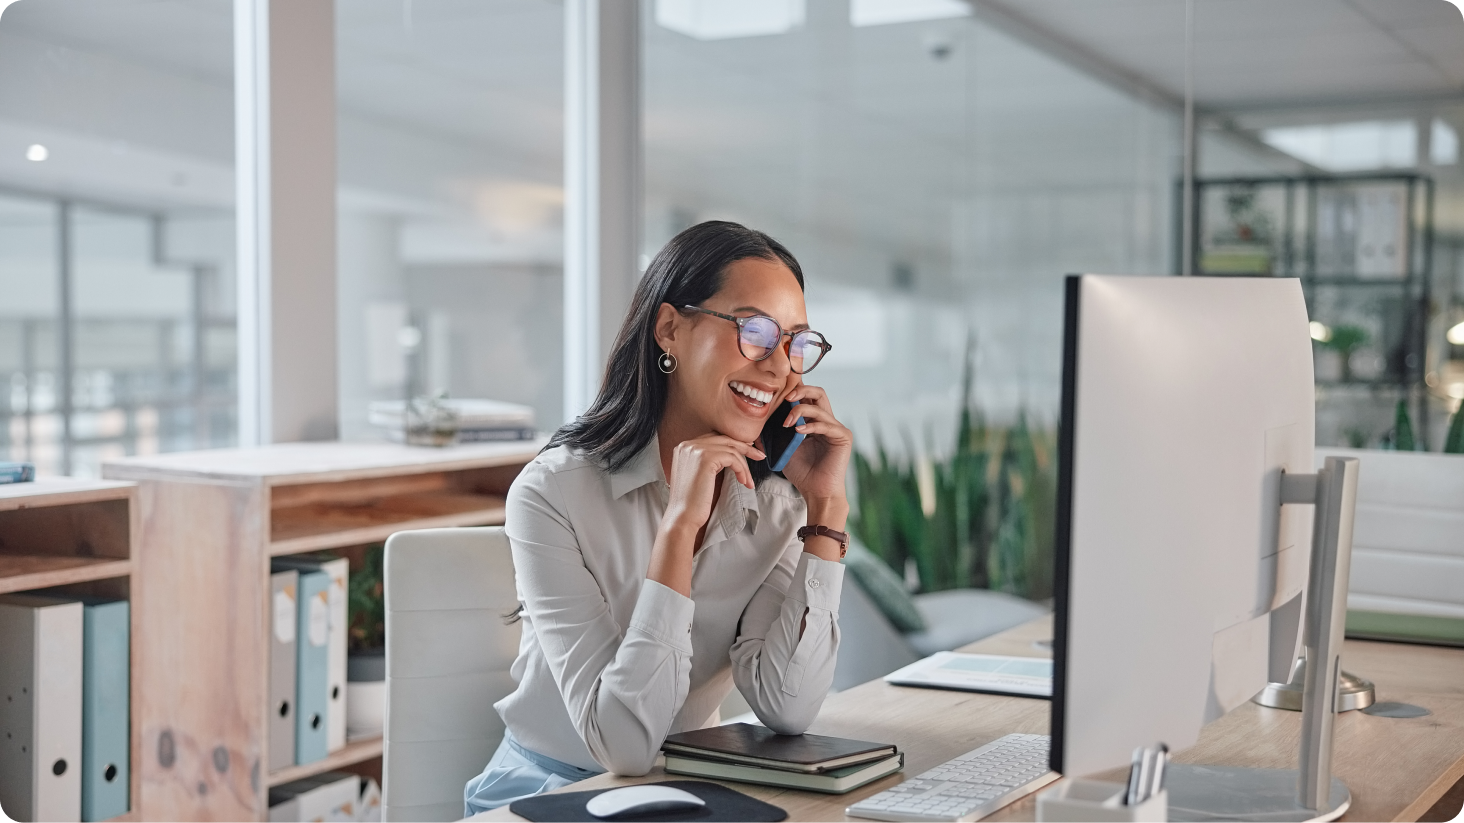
[494,435,846,775]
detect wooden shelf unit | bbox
[0,477,141,821]
[266,735,384,788]
[103,440,543,821]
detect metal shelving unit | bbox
[1182,173,1435,448]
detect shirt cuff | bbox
[792,552,844,612]
[629,579,696,654]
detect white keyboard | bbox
[846,733,1058,822]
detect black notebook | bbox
[661,723,897,774]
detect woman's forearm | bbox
[801,496,850,562]
[647,510,698,596]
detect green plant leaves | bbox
[848,340,1054,602]
[1394,399,1416,452]
[1445,407,1464,454]
[348,543,386,652]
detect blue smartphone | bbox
[762,400,806,472]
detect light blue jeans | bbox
[463,731,604,817]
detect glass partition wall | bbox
[0,197,234,476]
[643,1,1179,449]
[335,0,564,441]
[0,0,237,477]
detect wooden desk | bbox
[475,616,1464,822]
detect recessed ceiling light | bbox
[656,0,804,40]
[1261,121,1416,172]
[1447,321,1464,346]
[25,144,47,162]
[851,0,970,27]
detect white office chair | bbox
[383,527,521,822]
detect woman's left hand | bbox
[775,384,852,504]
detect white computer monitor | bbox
[1050,274,1316,778]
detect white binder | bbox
[273,556,349,751]
[0,594,84,823]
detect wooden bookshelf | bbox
[0,477,141,821]
[0,555,133,595]
[266,734,384,788]
[103,440,543,821]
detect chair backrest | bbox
[1318,447,1464,621]
[383,526,520,822]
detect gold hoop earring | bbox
[658,350,677,374]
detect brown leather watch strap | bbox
[797,524,849,559]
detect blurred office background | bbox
[2,0,1463,476]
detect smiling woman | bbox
[463,221,855,814]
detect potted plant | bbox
[346,543,386,740]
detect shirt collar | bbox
[610,434,667,499]
[608,433,763,535]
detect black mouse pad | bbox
[508,779,788,822]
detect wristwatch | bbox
[797,525,849,559]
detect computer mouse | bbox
[585,784,707,819]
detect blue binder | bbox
[82,599,129,821]
[295,570,331,765]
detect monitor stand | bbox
[1165,456,1359,823]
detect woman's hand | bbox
[777,385,852,501]
[650,435,765,596]
[776,385,853,529]
[665,434,764,527]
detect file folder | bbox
[269,568,299,772]
[81,599,129,822]
[295,570,331,765]
[274,556,348,751]
[0,594,84,823]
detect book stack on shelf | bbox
[368,399,536,444]
[662,723,904,794]
[0,478,138,823]
[1,461,35,484]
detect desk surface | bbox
[474,617,1464,822]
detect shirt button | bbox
[809,579,821,589]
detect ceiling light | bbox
[656,0,804,40]
[1309,321,1332,343]
[1448,321,1464,345]
[852,0,970,27]
[1261,121,1416,173]
[25,144,47,162]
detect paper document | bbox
[884,652,1052,698]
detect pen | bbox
[1136,747,1154,805]
[1149,744,1169,800]
[1124,746,1145,806]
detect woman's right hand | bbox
[663,434,765,533]
[648,435,764,596]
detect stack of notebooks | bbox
[270,556,350,772]
[0,461,34,484]
[368,399,537,443]
[662,723,903,794]
[0,594,130,822]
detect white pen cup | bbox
[1037,779,1167,823]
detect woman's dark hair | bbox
[547,220,804,477]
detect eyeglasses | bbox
[681,305,832,374]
